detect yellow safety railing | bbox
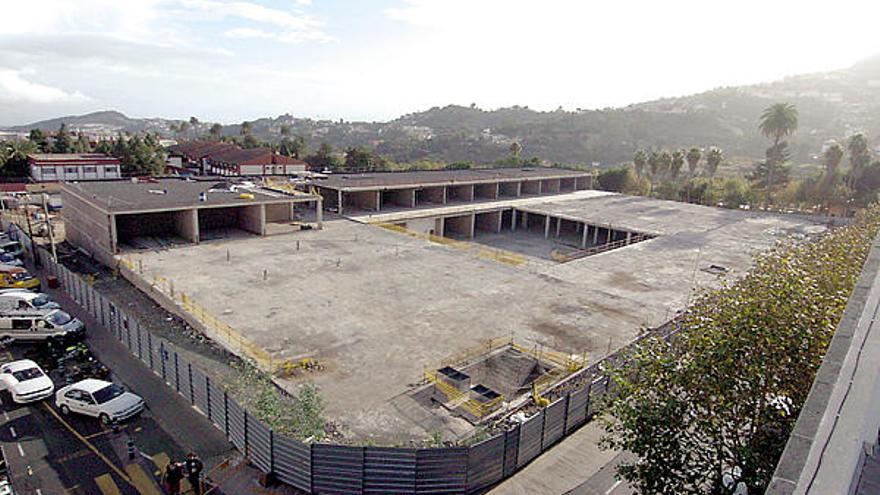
[374,222,527,267]
[439,336,513,369]
[511,343,587,373]
[552,232,655,262]
[424,370,504,419]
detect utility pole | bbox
[42,194,57,262]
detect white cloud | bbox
[0,69,90,103]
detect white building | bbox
[28,154,122,182]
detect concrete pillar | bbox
[555,218,562,237]
[469,213,475,239]
[511,210,517,231]
[497,210,503,233]
[316,198,323,230]
[376,191,382,211]
[544,216,550,238]
[607,228,612,243]
[593,225,599,244]
[581,223,588,248]
[436,217,444,237]
[626,231,632,245]
[337,190,343,215]
[110,213,118,254]
[521,211,528,229]
[174,208,199,243]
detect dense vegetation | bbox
[600,202,880,493]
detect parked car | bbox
[55,379,144,424]
[0,241,23,259]
[0,308,84,342]
[0,266,39,291]
[0,292,59,310]
[0,359,54,403]
[0,254,20,267]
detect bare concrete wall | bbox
[405,217,438,235]
[447,184,475,202]
[475,183,499,200]
[419,187,446,205]
[238,204,266,235]
[541,178,561,194]
[522,180,541,195]
[173,209,199,243]
[444,214,475,238]
[560,178,576,192]
[475,210,502,233]
[575,176,592,190]
[265,203,293,223]
[382,188,416,208]
[61,187,116,266]
[346,190,381,211]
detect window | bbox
[42,168,56,176]
[65,167,78,174]
[11,319,30,330]
[105,166,117,173]
[83,166,96,173]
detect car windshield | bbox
[47,311,72,326]
[11,368,43,382]
[10,272,32,282]
[0,254,13,262]
[92,384,125,404]
[32,295,50,307]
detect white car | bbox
[0,359,54,404]
[0,291,59,310]
[55,379,144,424]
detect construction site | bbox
[62,170,829,445]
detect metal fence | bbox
[6,221,678,494]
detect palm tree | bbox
[209,123,222,140]
[705,147,723,177]
[670,149,685,180]
[822,142,844,177]
[686,147,702,176]
[280,124,291,137]
[633,149,648,176]
[509,141,522,159]
[758,103,798,208]
[189,116,199,138]
[241,121,252,136]
[657,150,672,178]
[847,133,871,190]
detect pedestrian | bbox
[184,452,204,495]
[161,460,183,495]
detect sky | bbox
[2,0,880,126]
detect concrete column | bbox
[555,218,562,237]
[174,208,199,243]
[511,210,517,231]
[469,213,476,239]
[376,191,382,211]
[110,213,118,254]
[593,225,599,244]
[544,216,551,238]
[626,231,632,245]
[521,211,528,229]
[497,210,503,233]
[436,217,444,237]
[607,228,612,243]
[516,181,522,197]
[337,190,343,215]
[316,198,323,230]
[581,223,588,248]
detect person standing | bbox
[184,452,203,495]
[161,460,183,495]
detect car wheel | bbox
[99,413,111,426]
[60,404,70,415]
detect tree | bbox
[823,142,844,177]
[209,123,223,140]
[686,147,702,176]
[0,140,37,176]
[601,207,880,493]
[279,124,291,137]
[240,121,252,136]
[242,133,260,149]
[74,133,91,153]
[28,129,49,152]
[189,116,199,138]
[53,123,73,153]
[597,167,650,195]
[705,147,723,177]
[279,135,306,159]
[670,149,685,180]
[757,103,798,208]
[304,142,339,171]
[633,149,648,176]
[176,121,189,140]
[847,133,872,190]
[647,150,661,178]
[657,150,672,179]
[344,146,385,171]
[509,141,522,159]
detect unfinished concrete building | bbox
[61,178,322,265]
[310,167,593,215]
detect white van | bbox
[0,241,23,259]
[0,292,59,310]
[0,309,84,342]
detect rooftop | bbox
[310,167,590,190]
[27,153,120,165]
[63,178,317,214]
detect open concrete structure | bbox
[120,192,828,444]
[310,167,593,215]
[62,178,322,266]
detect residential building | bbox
[28,153,121,182]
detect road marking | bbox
[125,463,163,495]
[3,411,8,421]
[151,452,170,476]
[16,443,24,457]
[83,429,113,440]
[9,426,15,438]
[41,403,134,487]
[94,474,122,495]
[605,479,624,495]
[35,489,41,495]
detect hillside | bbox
[8,56,880,167]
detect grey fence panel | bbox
[227,397,247,454]
[135,322,145,361]
[191,367,209,416]
[248,417,272,474]
[207,382,227,434]
[516,411,544,468]
[587,376,608,418]
[566,385,590,434]
[363,447,416,494]
[502,426,519,477]
[273,435,310,492]
[415,448,467,494]
[178,358,193,404]
[542,397,567,449]
[311,444,364,495]
[466,434,505,492]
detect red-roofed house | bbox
[28,153,121,182]
[167,141,307,176]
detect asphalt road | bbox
[0,344,191,495]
